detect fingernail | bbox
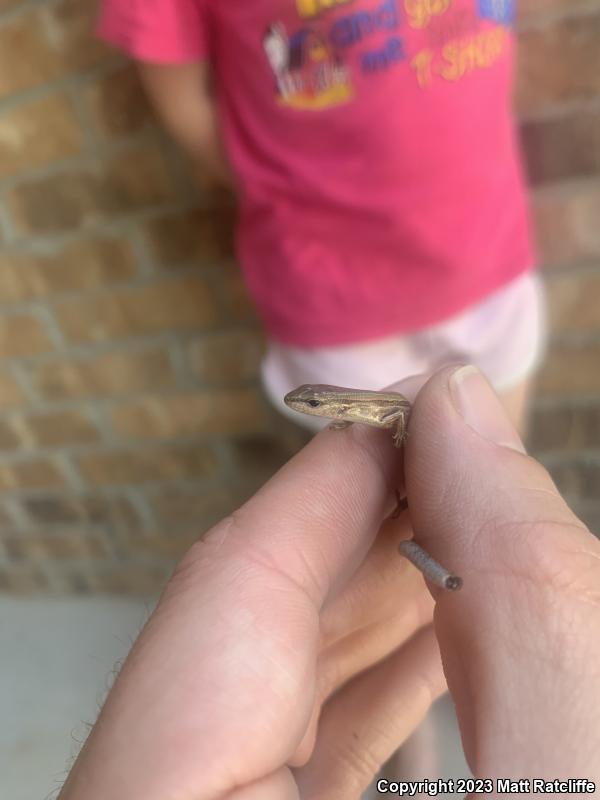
[449,366,526,454]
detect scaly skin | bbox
[283,383,462,590]
[284,384,412,447]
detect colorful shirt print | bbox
[98,0,536,347]
[263,22,354,109]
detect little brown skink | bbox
[284,384,462,592]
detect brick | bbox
[0,409,100,453]
[23,409,100,447]
[21,493,140,526]
[537,343,600,396]
[571,501,600,535]
[0,237,137,303]
[22,495,85,524]
[59,570,92,594]
[76,442,218,486]
[0,0,108,100]
[33,348,177,401]
[0,0,27,11]
[0,563,49,593]
[110,496,145,534]
[7,143,177,235]
[579,407,600,448]
[0,313,53,357]
[0,93,82,178]
[119,528,203,559]
[546,272,600,333]
[112,388,267,439]
[86,562,172,595]
[549,460,600,501]
[0,419,22,451]
[189,329,265,385]
[5,530,108,560]
[529,405,600,453]
[84,64,155,138]
[230,433,300,476]
[534,183,600,268]
[150,487,237,528]
[519,0,591,19]
[0,369,24,409]
[0,459,66,490]
[529,406,575,453]
[40,565,92,594]
[222,268,257,322]
[520,108,600,186]
[144,206,235,267]
[547,462,581,499]
[54,275,217,343]
[517,15,600,116]
[0,502,14,525]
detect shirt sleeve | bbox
[97,0,210,63]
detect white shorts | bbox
[261,270,547,431]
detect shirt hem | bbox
[262,262,537,348]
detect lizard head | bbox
[283,384,345,417]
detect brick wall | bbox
[0,0,598,594]
[519,0,600,535]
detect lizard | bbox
[284,384,463,592]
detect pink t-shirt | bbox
[98,0,536,346]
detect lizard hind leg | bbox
[390,489,409,519]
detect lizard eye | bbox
[307,399,320,408]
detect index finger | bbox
[62,375,427,800]
[219,373,427,607]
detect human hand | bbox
[59,366,600,799]
[59,372,443,800]
[406,366,600,778]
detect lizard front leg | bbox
[328,420,353,432]
[391,411,409,448]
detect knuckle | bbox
[317,656,343,704]
[524,523,600,602]
[486,512,600,606]
[168,515,237,585]
[327,734,384,793]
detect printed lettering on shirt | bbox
[263,22,354,109]
[410,25,506,86]
[404,0,451,29]
[477,0,515,26]
[329,0,400,48]
[296,0,356,19]
[411,48,434,87]
[439,26,506,79]
[425,7,474,48]
[264,0,513,108]
[264,0,405,109]
[407,0,511,89]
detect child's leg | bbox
[435,270,545,440]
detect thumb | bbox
[405,365,600,778]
